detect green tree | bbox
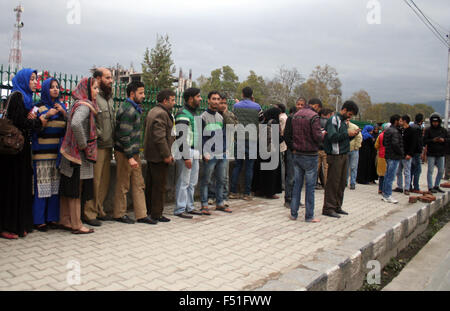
[350,89,372,119]
[266,66,304,108]
[198,66,239,98]
[363,102,434,123]
[296,64,342,108]
[235,70,267,105]
[142,34,176,90]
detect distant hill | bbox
[425,100,445,116]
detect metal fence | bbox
[0,65,272,148]
[0,65,243,114]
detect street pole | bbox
[445,35,450,129]
[335,95,339,113]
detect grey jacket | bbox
[95,91,115,149]
[59,105,94,179]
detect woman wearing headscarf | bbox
[0,68,46,239]
[356,125,378,184]
[252,107,283,199]
[31,78,67,231]
[375,123,390,194]
[58,77,99,234]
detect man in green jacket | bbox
[173,88,204,219]
[322,101,359,218]
[83,68,115,226]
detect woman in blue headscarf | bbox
[31,78,67,232]
[0,68,47,239]
[356,125,378,185]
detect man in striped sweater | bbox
[113,81,154,225]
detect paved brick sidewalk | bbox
[0,166,436,290]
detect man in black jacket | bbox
[382,115,404,204]
[424,113,449,193]
[393,115,417,196]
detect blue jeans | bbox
[208,160,230,201]
[230,147,255,195]
[284,150,295,203]
[396,158,412,191]
[290,154,318,221]
[410,153,422,190]
[378,176,384,192]
[427,156,445,189]
[200,157,226,207]
[175,150,200,215]
[347,150,359,186]
[383,159,400,198]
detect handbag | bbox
[0,92,25,155]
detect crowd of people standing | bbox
[0,67,448,240]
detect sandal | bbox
[1,232,19,240]
[72,228,95,235]
[216,206,232,213]
[200,207,211,216]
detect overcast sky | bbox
[0,0,449,104]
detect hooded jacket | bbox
[424,113,449,157]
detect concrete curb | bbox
[256,191,449,291]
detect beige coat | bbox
[349,122,362,151]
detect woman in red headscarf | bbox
[58,77,99,234]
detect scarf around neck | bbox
[60,77,99,165]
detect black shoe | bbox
[84,218,102,227]
[322,211,341,218]
[97,215,114,221]
[429,188,438,194]
[175,213,193,219]
[350,184,355,190]
[336,209,349,215]
[137,217,157,225]
[187,210,202,216]
[393,188,403,193]
[114,215,135,224]
[434,187,445,193]
[158,216,171,223]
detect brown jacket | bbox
[144,104,175,163]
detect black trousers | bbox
[145,162,169,219]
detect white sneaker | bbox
[382,196,398,204]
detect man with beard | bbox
[83,68,115,226]
[113,81,154,224]
[322,101,359,218]
[173,88,204,218]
